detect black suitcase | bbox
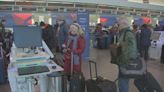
[86,60,117,92]
[134,72,163,92]
[69,52,85,92]
[70,72,85,92]
[0,45,6,84]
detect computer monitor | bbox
[13,25,42,48]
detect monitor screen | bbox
[13,25,42,48]
[150,31,161,41]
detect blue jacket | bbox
[58,24,68,45]
[54,23,68,46]
[140,28,152,47]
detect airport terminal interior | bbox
[0,0,164,92]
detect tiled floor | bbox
[82,48,164,92]
[0,48,164,92]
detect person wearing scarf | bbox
[63,23,85,74]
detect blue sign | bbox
[0,12,14,27]
[77,11,90,62]
[134,18,144,26]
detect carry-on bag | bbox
[70,52,85,92]
[86,60,117,92]
[119,57,146,78]
[134,72,163,92]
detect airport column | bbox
[77,10,90,62]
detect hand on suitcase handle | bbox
[62,49,67,53]
[63,48,71,53]
[89,60,96,64]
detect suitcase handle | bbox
[71,52,73,76]
[89,60,98,79]
[0,46,3,59]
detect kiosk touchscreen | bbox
[150,31,161,41]
[13,25,42,48]
[13,25,49,75]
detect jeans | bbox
[118,77,129,92]
[96,38,102,49]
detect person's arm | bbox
[148,30,152,45]
[63,25,69,42]
[140,30,144,43]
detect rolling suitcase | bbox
[70,52,85,92]
[86,60,117,92]
[134,72,163,92]
[0,45,6,84]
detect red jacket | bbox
[64,35,85,73]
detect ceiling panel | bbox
[128,0,164,6]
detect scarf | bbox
[67,35,80,65]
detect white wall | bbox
[149,0,164,6]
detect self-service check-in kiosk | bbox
[8,26,63,92]
[149,31,164,60]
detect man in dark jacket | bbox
[94,23,104,49]
[53,16,68,52]
[140,24,152,61]
[0,19,6,43]
[40,21,54,51]
[109,23,119,45]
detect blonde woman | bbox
[63,23,85,74]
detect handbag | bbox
[119,57,146,78]
[116,30,146,78]
[110,44,122,64]
[110,31,126,64]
